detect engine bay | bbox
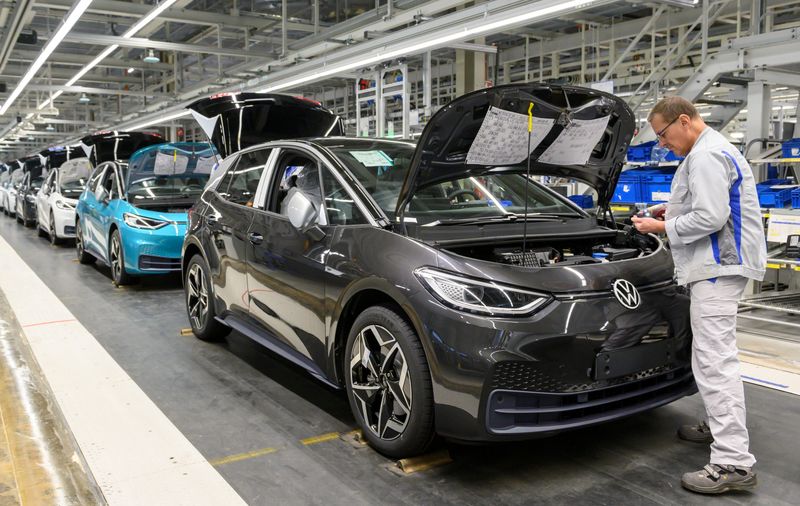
[443,227,658,267]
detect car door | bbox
[203,151,267,318]
[83,165,110,257]
[37,170,55,227]
[245,146,338,367]
[94,164,125,261]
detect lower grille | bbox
[486,366,696,434]
[138,255,181,271]
[63,225,75,235]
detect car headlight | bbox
[55,200,75,210]
[414,267,551,316]
[123,212,170,230]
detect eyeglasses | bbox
[656,116,679,139]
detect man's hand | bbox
[631,216,666,234]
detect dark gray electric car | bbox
[182,88,694,458]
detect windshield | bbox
[329,142,584,223]
[59,159,92,199]
[126,145,215,202]
[31,177,45,191]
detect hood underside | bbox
[80,131,164,166]
[395,84,635,216]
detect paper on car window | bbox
[350,150,394,167]
[465,107,554,166]
[538,116,611,166]
[154,151,189,175]
[194,156,217,174]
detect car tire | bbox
[109,229,133,286]
[49,212,61,245]
[185,254,230,342]
[37,222,47,238]
[75,220,96,264]
[344,305,434,459]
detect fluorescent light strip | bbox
[0,0,94,115]
[260,0,600,93]
[34,0,178,112]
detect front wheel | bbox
[75,220,96,264]
[49,213,61,245]
[345,306,434,458]
[185,255,230,341]
[109,229,133,286]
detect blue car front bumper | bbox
[120,221,187,275]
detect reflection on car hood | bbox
[395,83,635,217]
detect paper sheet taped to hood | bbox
[465,107,554,166]
[538,116,611,166]
[154,151,189,175]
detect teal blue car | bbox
[76,141,217,285]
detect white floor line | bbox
[0,236,246,506]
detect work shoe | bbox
[678,420,714,443]
[681,464,757,494]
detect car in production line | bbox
[3,161,25,217]
[75,141,216,285]
[0,164,9,213]
[180,87,694,458]
[15,156,46,227]
[36,148,92,244]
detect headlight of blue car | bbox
[414,267,551,317]
[123,212,170,230]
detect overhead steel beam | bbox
[753,68,800,87]
[0,0,35,74]
[63,33,275,59]
[23,84,171,98]
[10,49,174,71]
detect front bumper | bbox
[52,205,77,238]
[413,282,695,441]
[121,222,187,275]
[7,193,16,215]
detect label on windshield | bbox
[154,151,189,175]
[349,150,393,167]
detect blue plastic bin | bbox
[568,195,594,208]
[611,171,642,203]
[757,178,792,190]
[626,141,682,163]
[758,186,793,208]
[639,168,675,203]
[792,188,800,208]
[782,138,800,159]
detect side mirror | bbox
[284,188,325,241]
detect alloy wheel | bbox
[349,325,412,441]
[110,234,122,281]
[49,215,57,244]
[186,263,209,329]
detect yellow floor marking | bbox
[766,263,782,269]
[300,432,340,445]
[209,447,278,466]
[395,449,453,474]
[71,259,79,263]
[0,399,23,506]
[179,328,193,336]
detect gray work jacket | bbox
[664,127,767,285]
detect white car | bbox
[0,169,9,212]
[36,158,91,244]
[4,168,24,217]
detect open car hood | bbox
[40,146,85,171]
[186,92,344,159]
[395,84,634,217]
[80,131,164,166]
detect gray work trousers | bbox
[690,275,755,467]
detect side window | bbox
[224,148,271,206]
[108,169,121,199]
[269,150,323,215]
[87,167,105,192]
[320,167,368,225]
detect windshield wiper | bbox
[423,212,576,227]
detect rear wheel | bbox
[185,255,230,341]
[109,229,133,286]
[344,306,434,458]
[75,220,96,264]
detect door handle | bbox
[248,232,263,245]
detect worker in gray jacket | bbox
[632,96,766,494]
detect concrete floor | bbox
[1,217,798,505]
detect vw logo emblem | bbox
[613,279,641,309]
